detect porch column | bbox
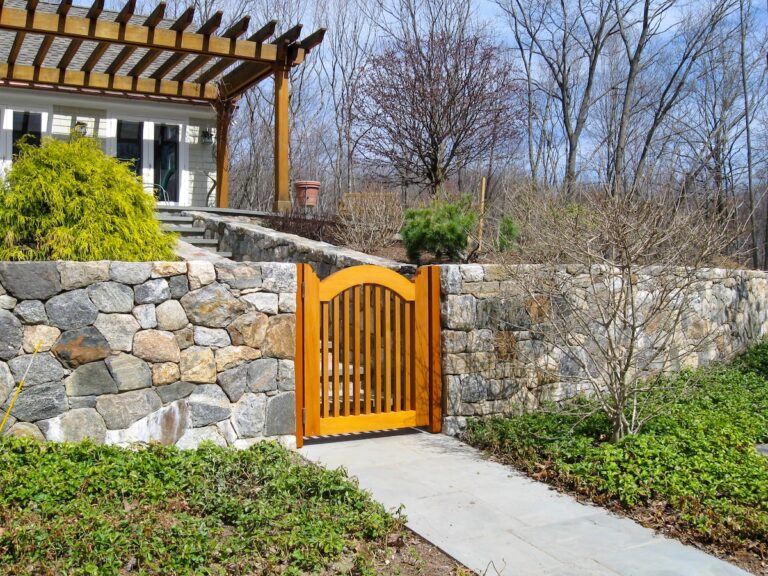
[215,98,236,208]
[273,65,291,213]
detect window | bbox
[12,111,42,157]
[116,120,143,176]
[154,124,179,202]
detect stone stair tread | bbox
[186,238,219,246]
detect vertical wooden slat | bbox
[394,295,402,412]
[374,286,382,413]
[384,290,392,413]
[342,289,351,416]
[364,285,371,414]
[414,268,430,426]
[294,264,304,448]
[353,286,361,415]
[321,301,329,418]
[428,266,443,432]
[405,302,412,410]
[303,266,321,436]
[333,295,340,418]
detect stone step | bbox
[186,238,219,247]
[156,213,194,223]
[162,225,206,236]
[216,251,233,258]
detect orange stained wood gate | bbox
[295,264,442,447]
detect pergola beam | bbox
[0,4,284,63]
[195,20,277,85]
[127,6,194,77]
[0,62,217,100]
[150,11,223,80]
[82,0,136,72]
[57,0,104,69]
[105,3,166,75]
[173,16,250,82]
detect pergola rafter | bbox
[0,0,326,211]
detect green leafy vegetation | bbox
[0,135,177,261]
[0,440,397,575]
[465,344,768,563]
[401,199,477,262]
[496,215,519,252]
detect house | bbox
[0,0,324,210]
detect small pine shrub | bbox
[0,135,177,261]
[401,199,477,262]
[497,215,519,252]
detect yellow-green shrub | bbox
[0,135,177,261]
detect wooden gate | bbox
[295,264,442,447]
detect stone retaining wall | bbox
[0,260,297,448]
[440,264,768,435]
[185,211,415,278]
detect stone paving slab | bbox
[300,430,748,576]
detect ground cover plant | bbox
[0,135,176,261]
[0,439,462,575]
[464,343,768,573]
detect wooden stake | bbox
[478,176,487,252]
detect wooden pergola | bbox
[0,0,325,211]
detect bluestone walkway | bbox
[301,430,748,576]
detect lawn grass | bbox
[464,343,768,569]
[0,439,398,575]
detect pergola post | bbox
[273,65,291,213]
[215,97,236,208]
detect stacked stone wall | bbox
[0,260,297,448]
[185,211,415,278]
[440,264,768,435]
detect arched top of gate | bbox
[318,265,416,301]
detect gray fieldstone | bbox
[187,261,216,290]
[261,263,297,293]
[0,262,61,299]
[262,315,295,359]
[278,359,295,391]
[194,326,230,348]
[38,408,106,443]
[9,353,66,387]
[51,326,110,368]
[58,261,110,289]
[187,384,231,427]
[151,262,187,278]
[155,300,188,331]
[5,422,44,441]
[87,282,134,313]
[217,363,248,402]
[227,311,268,348]
[441,265,463,295]
[46,289,99,330]
[0,295,17,309]
[242,292,278,315]
[96,388,162,429]
[179,346,216,383]
[94,313,140,352]
[181,283,246,328]
[105,354,152,391]
[157,381,195,404]
[215,346,260,372]
[443,294,477,330]
[152,362,179,385]
[278,293,296,313]
[0,309,22,360]
[64,361,118,396]
[7,382,67,422]
[134,279,171,305]
[215,263,262,289]
[247,358,278,393]
[230,392,267,438]
[133,330,180,363]
[265,392,295,436]
[0,361,13,406]
[69,396,97,409]
[176,426,227,449]
[14,300,47,324]
[460,264,484,282]
[169,275,189,298]
[174,326,194,349]
[110,262,152,285]
[133,304,157,329]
